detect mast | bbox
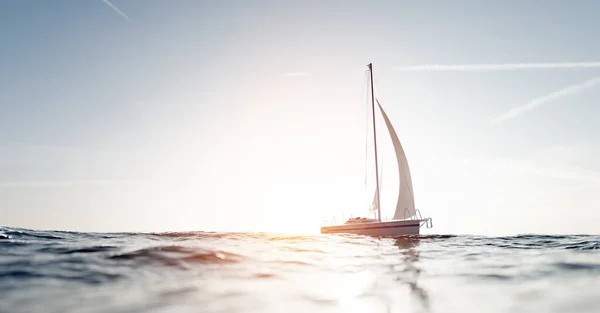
[368,63,382,222]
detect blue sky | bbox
[1,1,600,234]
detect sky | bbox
[1,0,600,235]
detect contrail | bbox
[491,77,600,124]
[102,0,131,21]
[393,62,600,71]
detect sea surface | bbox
[1,227,599,313]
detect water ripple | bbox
[1,226,600,313]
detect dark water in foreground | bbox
[1,227,599,313]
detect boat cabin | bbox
[344,217,378,224]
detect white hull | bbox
[320,219,426,236]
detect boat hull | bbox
[320,219,423,236]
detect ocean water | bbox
[1,227,599,313]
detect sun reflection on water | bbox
[311,235,432,312]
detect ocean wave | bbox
[2,227,600,313]
[108,245,243,266]
[37,246,118,254]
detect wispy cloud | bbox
[393,62,600,71]
[282,72,310,77]
[491,77,600,124]
[102,0,131,21]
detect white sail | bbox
[376,99,416,220]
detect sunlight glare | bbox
[333,271,378,312]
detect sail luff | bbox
[375,99,416,220]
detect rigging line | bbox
[373,77,386,105]
[361,69,369,190]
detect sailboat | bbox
[320,63,433,236]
